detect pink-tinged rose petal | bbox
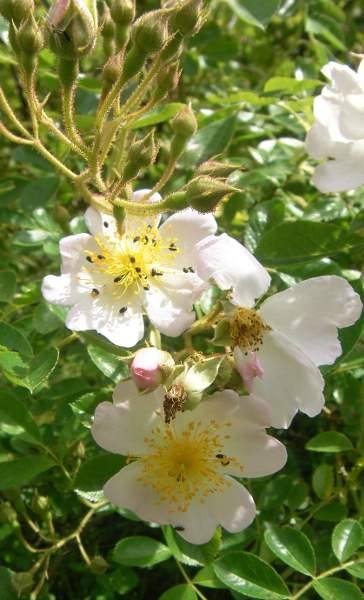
[235,352,264,392]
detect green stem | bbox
[175,560,209,600]
[62,85,87,154]
[290,556,364,599]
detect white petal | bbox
[207,478,256,535]
[59,233,96,274]
[321,61,363,94]
[175,479,256,544]
[145,285,196,336]
[305,122,336,160]
[123,190,162,231]
[98,305,144,347]
[65,299,95,330]
[223,431,287,478]
[42,274,77,306]
[84,206,117,238]
[92,384,163,455]
[252,331,325,428]
[172,496,219,545]
[103,461,172,524]
[158,208,217,269]
[260,276,362,366]
[195,233,271,307]
[313,157,364,193]
[195,389,273,430]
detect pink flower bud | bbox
[131,348,173,389]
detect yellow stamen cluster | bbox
[85,223,179,294]
[230,307,271,352]
[138,418,243,513]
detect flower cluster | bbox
[43,194,362,544]
[306,57,364,192]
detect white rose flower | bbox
[306,59,364,192]
[42,190,217,347]
[195,234,363,428]
[91,380,287,545]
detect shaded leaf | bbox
[113,536,172,567]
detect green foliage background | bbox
[0,0,363,598]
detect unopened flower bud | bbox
[101,5,116,57]
[154,61,180,100]
[131,347,174,389]
[46,0,97,60]
[133,11,167,55]
[17,18,43,55]
[171,0,203,36]
[0,0,34,25]
[163,190,189,211]
[187,176,238,213]
[102,52,123,89]
[170,104,197,159]
[123,130,158,181]
[197,160,242,178]
[110,0,135,25]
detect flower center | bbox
[85,223,179,293]
[230,307,271,352]
[138,418,243,513]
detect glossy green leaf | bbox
[306,432,353,453]
[0,271,16,303]
[313,577,364,600]
[213,551,290,599]
[256,222,363,267]
[312,465,334,500]
[346,560,364,579]
[0,456,55,490]
[181,116,236,167]
[332,519,363,562]
[193,565,226,589]
[87,345,129,382]
[264,527,316,576]
[113,536,172,567]
[159,584,197,600]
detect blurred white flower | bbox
[91,380,287,545]
[306,59,364,192]
[195,234,363,428]
[42,190,216,347]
